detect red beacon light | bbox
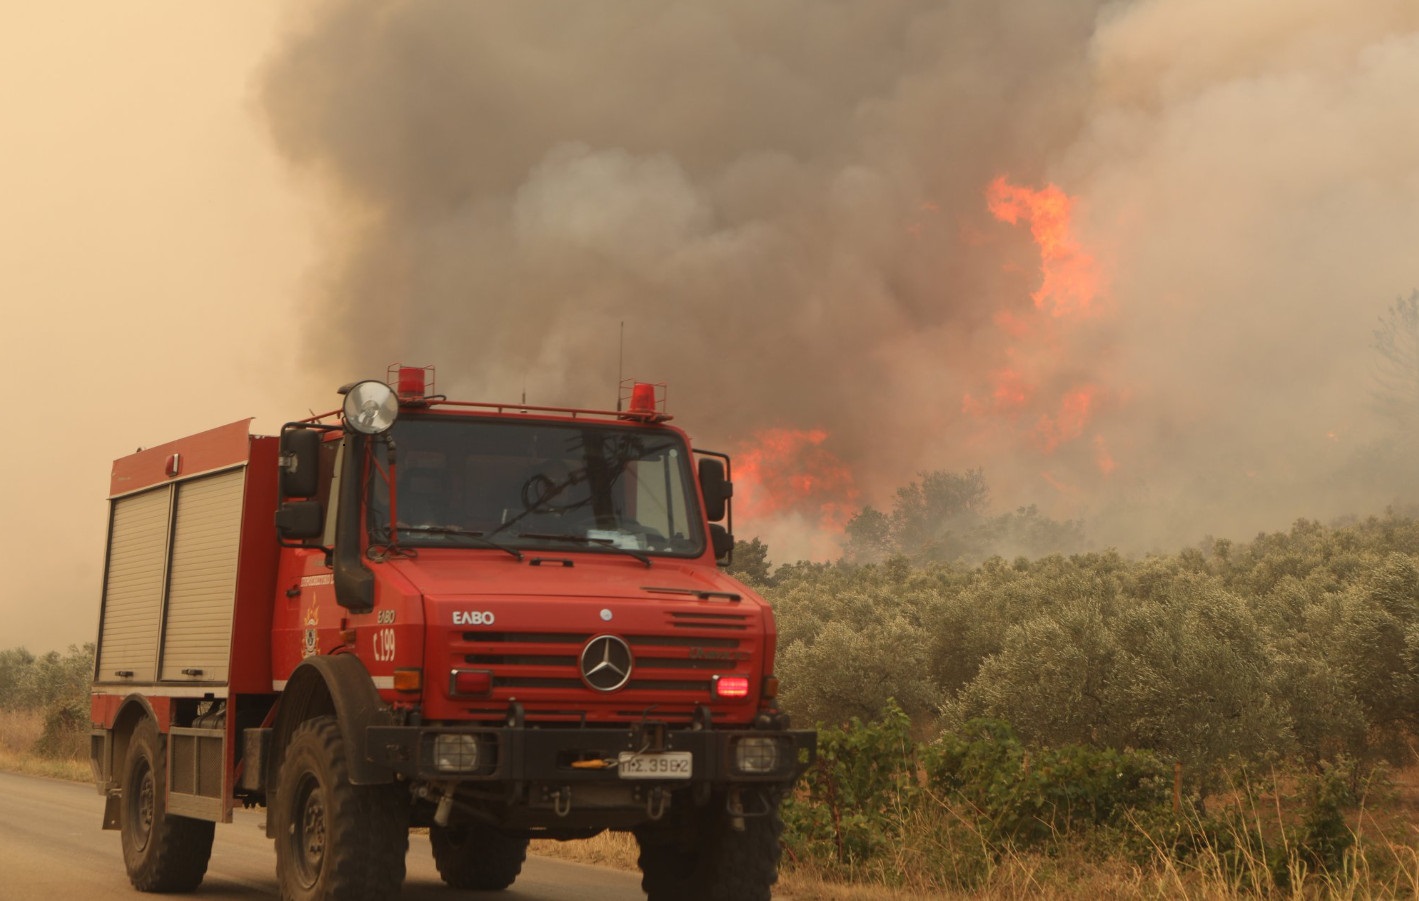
[630,382,657,413]
[389,363,435,403]
[620,380,671,422]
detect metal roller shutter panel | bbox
[159,469,245,682]
[97,488,171,683]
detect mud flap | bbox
[102,790,121,830]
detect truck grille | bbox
[453,610,753,701]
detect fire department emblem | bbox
[302,604,320,658]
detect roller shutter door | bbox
[159,469,245,682]
[96,487,171,683]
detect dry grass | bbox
[530,830,640,869]
[527,829,933,900]
[522,827,1217,900]
[0,707,43,754]
[768,766,1419,901]
[0,708,90,782]
[511,779,1419,901]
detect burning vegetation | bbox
[731,175,1114,561]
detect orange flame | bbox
[964,177,1117,481]
[1034,386,1097,454]
[986,176,1102,317]
[734,428,860,532]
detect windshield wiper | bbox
[518,532,653,568]
[393,525,524,560]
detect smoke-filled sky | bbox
[4,1,1418,651]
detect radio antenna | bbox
[616,320,625,411]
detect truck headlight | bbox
[732,736,782,775]
[433,734,481,773]
[341,380,398,435]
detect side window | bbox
[629,449,692,541]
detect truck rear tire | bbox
[119,717,215,892]
[636,795,783,901]
[430,822,528,890]
[274,716,409,901]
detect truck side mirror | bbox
[276,500,323,540]
[280,428,322,498]
[709,523,734,563]
[698,458,732,523]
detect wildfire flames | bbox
[738,176,1116,551]
[733,428,860,532]
[984,177,1102,318]
[965,176,1115,483]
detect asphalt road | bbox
[0,770,646,900]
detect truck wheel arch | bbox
[264,655,397,837]
[108,696,161,786]
[98,695,163,830]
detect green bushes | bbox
[783,706,1174,887]
[768,514,1419,780]
[925,719,1170,843]
[783,709,1379,895]
[784,701,919,868]
[763,513,1419,893]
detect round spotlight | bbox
[342,380,399,434]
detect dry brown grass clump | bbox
[529,829,640,869]
[0,708,90,781]
[0,708,44,756]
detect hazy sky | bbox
[4,2,1419,653]
[0,7,320,653]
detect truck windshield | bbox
[368,416,706,558]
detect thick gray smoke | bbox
[261,0,1419,558]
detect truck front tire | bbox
[119,717,215,892]
[430,822,528,890]
[274,716,409,901]
[636,794,784,901]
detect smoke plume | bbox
[261,0,1419,558]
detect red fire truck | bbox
[89,366,814,901]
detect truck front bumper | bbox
[364,719,816,787]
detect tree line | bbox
[0,644,93,713]
[733,507,1419,791]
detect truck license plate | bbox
[617,751,692,780]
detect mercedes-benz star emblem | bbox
[580,635,633,692]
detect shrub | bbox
[925,719,1171,844]
[33,700,88,760]
[783,700,918,870]
[1297,758,1357,875]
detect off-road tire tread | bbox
[121,718,215,893]
[275,716,409,901]
[637,797,783,901]
[430,822,528,890]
